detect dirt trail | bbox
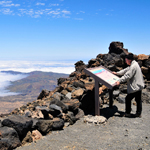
[16,102,150,150]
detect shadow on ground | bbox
[100,105,137,119]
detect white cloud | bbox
[49,3,59,7]
[0,1,20,7]
[0,1,80,19]
[0,72,28,96]
[62,10,71,14]
[2,8,13,14]
[36,2,45,6]
[0,60,75,74]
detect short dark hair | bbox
[125,53,134,60]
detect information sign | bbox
[84,66,120,116]
[84,66,120,89]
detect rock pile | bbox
[0,41,150,149]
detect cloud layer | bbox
[0,60,76,96]
[0,60,75,74]
[0,72,28,96]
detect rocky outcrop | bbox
[0,41,150,149]
[108,41,128,55]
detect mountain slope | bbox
[0,71,69,114]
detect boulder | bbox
[57,77,66,85]
[62,99,81,112]
[144,58,150,68]
[37,89,50,100]
[71,88,84,99]
[49,104,62,117]
[35,106,50,119]
[137,54,149,61]
[61,89,68,95]
[141,66,149,74]
[52,118,64,130]
[66,92,72,99]
[50,98,68,113]
[24,110,32,118]
[84,82,95,91]
[107,64,118,71]
[74,108,85,120]
[52,92,62,100]
[114,57,124,67]
[1,115,33,141]
[87,59,100,68]
[65,111,77,125]
[31,110,44,119]
[35,119,53,135]
[138,60,143,67]
[66,85,74,92]
[72,81,85,88]
[74,60,86,72]
[108,42,128,54]
[0,126,21,150]
[22,131,33,145]
[103,54,114,65]
[32,130,42,141]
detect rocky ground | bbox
[16,101,150,150]
[1,41,150,150]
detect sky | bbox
[0,0,150,96]
[0,0,150,62]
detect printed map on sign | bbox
[90,67,120,86]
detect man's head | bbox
[125,53,134,65]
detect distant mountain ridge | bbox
[7,71,69,94]
[0,71,69,114]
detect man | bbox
[113,53,145,117]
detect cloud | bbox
[1,8,13,14]
[0,1,20,7]
[36,2,45,6]
[0,1,75,19]
[49,3,59,7]
[0,72,28,96]
[0,60,76,96]
[0,60,75,74]
[62,10,70,14]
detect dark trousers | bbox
[125,90,142,115]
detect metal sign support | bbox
[95,79,100,116]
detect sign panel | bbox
[84,66,120,89]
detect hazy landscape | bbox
[0,71,69,114]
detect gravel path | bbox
[16,102,150,150]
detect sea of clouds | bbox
[0,60,78,97]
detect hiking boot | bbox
[123,113,131,117]
[135,113,142,118]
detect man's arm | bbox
[119,66,136,83]
[116,67,129,76]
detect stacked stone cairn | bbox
[0,42,150,149]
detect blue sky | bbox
[0,0,150,62]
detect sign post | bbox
[84,66,120,116]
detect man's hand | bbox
[116,81,120,86]
[112,72,117,75]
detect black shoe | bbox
[135,113,142,118]
[123,113,131,117]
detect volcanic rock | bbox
[0,126,21,150]
[1,115,33,141]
